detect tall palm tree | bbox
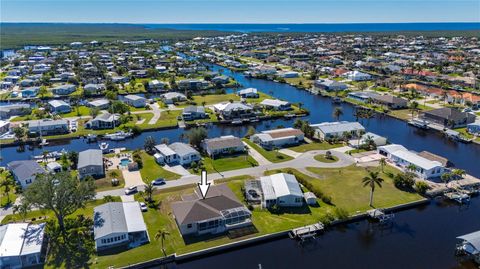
[144,182,155,202]
[155,229,170,257]
[409,101,419,120]
[362,171,384,207]
[332,106,343,121]
[0,179,13,205]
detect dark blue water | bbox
[145,23,480,33]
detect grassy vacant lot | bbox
[128,110,181,129]
[94,169,125,192]
[194,154,258,174]
[289,142,343,152]
[60,106,90,118]
[139,151,181,182]
[191,93,240,105]
[243,139,293,163]
[305,165,423,213]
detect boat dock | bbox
[367,209,395,224]
[444,190,471,204]
[289,222,324,241]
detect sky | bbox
[1,0,479,23]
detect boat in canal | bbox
[99,142,109,153]
[104,131,133,141]
[408,118,430,129]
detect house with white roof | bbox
[52,84,76,95]
[348,132,387,148]
[377,144,445,179]
[123,94,146,108]
[260,173,304,208]
[342,71,372,81]
[27,119,69,135]
[237,88,259,98]
[160,92,187,104]
[310,121,365,140]
[154,142,200,166]
[250,128,304,150]
[260,99,291,111]
[213,102,254,120]
[87,98,110,109]
[0,223,47,268]
[93,202,149,251]
[48,100,71,114]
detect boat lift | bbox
[444,189,471,204]
[367,209,395,224]
[289,222,324,242]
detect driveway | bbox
[279,149,302,158]
[148,103,161,125]
[243,142,271,165]
[122,170,145,188]
[165,164,191,177]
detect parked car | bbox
[125,186,138,195]
[151,178,166,185]
[139,202,148,212]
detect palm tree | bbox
[362,171,384,207]
[144,182,155,202]
[332,106,343,121]
[155,229,170,257]
[451,169,466,180]
[0,179,13,205]
[409,101,419,120]
[441,172,452,186]
[406,164,417,173]
[379,158,387,173]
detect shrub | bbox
[415,181,430,194]
[321,195,333,205]
[334,207,349,220]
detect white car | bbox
[139,202,148,212]
[124,186,137,195]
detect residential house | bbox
[85,113,119,129]
[160,92,187,104]
[78,149,105,179]
[87,99,110,110]
[153,142,201,166]
[178,79,209,91]
[313,79,348,92]
[0,120,10,135]
[52,84,76,95]
[421,108,476,128]
[348,132,387,148]
[237,88,259,98]
[342,71,372,81]
[46,162,62,173]
[0,223,47,268]
[83,83,106,94]
[371,95,408,109]
[48,100,72,114]
[201,135,245,157]
[212,75,230,84]
[250,128,304,150]
[467,120,480,135]
[171,184,252,236]
[0,104,30,119]
[123,95,146,108]
[7,160,46,188]
[182,106,206,121]
[28,119,69,135]
[213,102,254,120]
[93,202,149,251]
[260,99,291,111]
[21,87,39,98]
[310,121,365,140]
[147,80,166,92]
[347,91,379,103]
[260,173,304,208]
[278,71,299,78]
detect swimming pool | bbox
[120,158,131,166]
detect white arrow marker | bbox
[198,170,210,199]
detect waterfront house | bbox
[310,121,365,140]
[78,149,105,179]
[154,142,201,166]
[467,120,480,135]
[371,95,408,109]
[278,71,299,78]
[171,184,252,236]
[250,128,304,150]
[52,84,76,95]
[342,70,372,81]
[85,113,119,129]
[347,91,379,103]
[348,132,387,148]
[260,99,291,111]
[28,119,69,135]
[84,83,106,94]
[377,144,445,179]
[420,108,476,128]
[93,202,149,251]
[0,223,47,268]
[260,173,304,208]
[48,100,72,114]
[0,120,10,135]
[7,160,46,188]
[201,135,245,158]
[182,106,206,121]
[160,92,187,104]
[213,102,254,120]
[123,94,146,108]
[212,75,230,84]
[87,98,110,110]
[313,79,348,92]
[178,79,209,91]
[147,80,166,92]
[0,104,30,119]
[237,88,259,98]
[21,87,39,98]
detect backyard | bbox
[138,151,181,182]
[243,139,293,163]
[192,154,258,174]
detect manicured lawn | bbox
[60,106,90,118]
[453,127,475,139]
[127,110,181,129]
[195,154,258,174]
[139,151,181,182]
[94,169,125,192]
[0,170,16,208]
[243,139,293,163]
[184,108,218,124]
[305,165,423,213]
[289,142,343,152]
[191,93,240,105]
[314,154,339,163]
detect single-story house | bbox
[160,92,187,104]
[212,102,254,120]
[28,119,69,135]
[237,88,259,98]
[52,84,76,95]
[182,106,206,121]
[421,108,476,128]
[278,71,299,78]
[0,120,10,135]
[260,99,291,111]
[347,91,379,103]
[0,104,30,119]
[310,121,365,140]
[78,149,105,179]
[250,128,304,150]
[467,120,480,135]
[87,99,110,109]
[260,173,304,208]
[48,100,72,114]
[154,142,201,166]
[201,135,245,157]
[46,162,62,173]
[123,94,146,108]
[313,79,348,92]
[212,75,230,84]
[93,202,149,251]
[178,79,209,91]
[0,223,47,268]
[84,83,106,94]
[348,132,387,148]
[342,71,372,81]
[371,95,408,109]
[148,80,166,92]
[171,184,252,236]
[7,160,46,188]
[85,113,119,129]
[21,87,39,98]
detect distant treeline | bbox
[258,29,480,38]
[0,23,233,49]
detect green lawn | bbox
[94,169,125,192]
[60,106,90,118]
[314,154,339,163]
[0,170,17,208]
[126,110,181,129]
[243,139,293,163]
[191,93,240,105]
[139,151,181,183]
[289,142,343,152]
[194,154,258,174]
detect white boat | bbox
[231,119,243,125]
[99,142,109,153]
[39,138,49,146]
[104,131,133,141]
[86,134,98,142]
[408,119,430,129]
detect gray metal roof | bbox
[93,202,147,240]
[7,160,46,180]
[78,149,103,169]
[183,106,205,114]
[168,142,199,157]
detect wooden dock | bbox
[367,209,395,223]
[289,222,324,241]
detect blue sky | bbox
[1,0,479,23]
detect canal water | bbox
[1,63,479,177]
